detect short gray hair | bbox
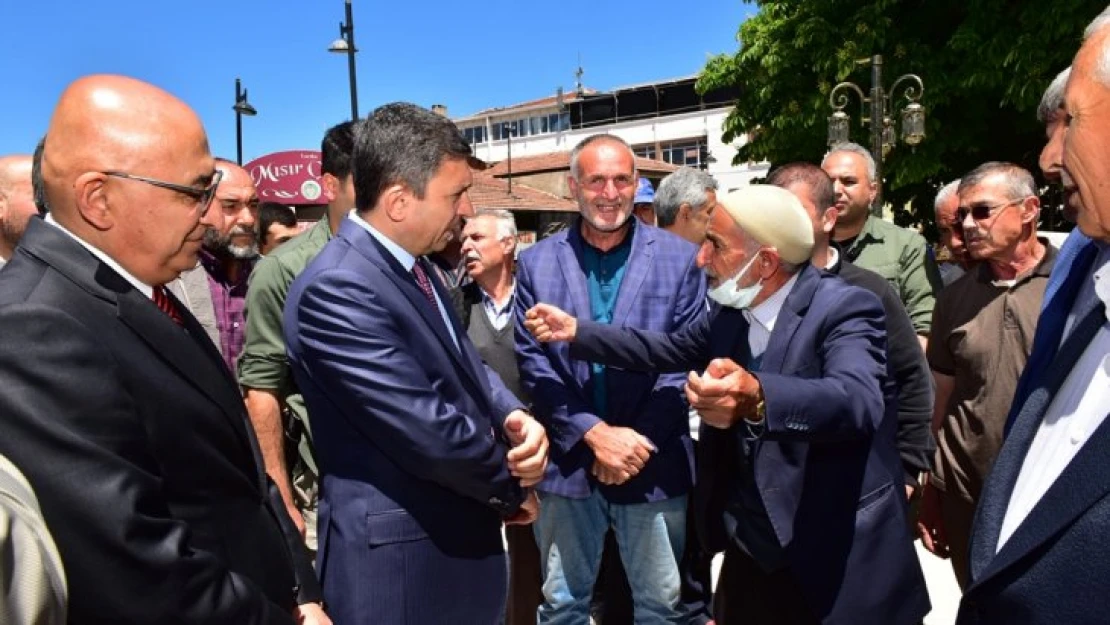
[1084,6,1110,86]
[1037,67,1071,123]
[958,162,1036,201]
[569,134,634,179]
[824,141,877,181]
[934,179,961,213]
[472,209,517,242]
[653,167,719,227]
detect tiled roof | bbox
[469,172,578,213]
[484,152,679,177]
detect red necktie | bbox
[411,261,439,310]
[152,286,184,326]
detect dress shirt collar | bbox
[743,272,800,334]
[823,246,840,270]
[480,281,516,311]
[44,213,153,298]
[1093,242,1110,322]
[347,209,416,271]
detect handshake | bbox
[524,304,766,455]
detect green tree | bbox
[699,0,1104,237]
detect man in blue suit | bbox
[514,133,707,623]
[958,11,1110,622]
[526,185,929,625]
[284,102,549,625]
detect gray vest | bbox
[465,299,528,405]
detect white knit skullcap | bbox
[717,185,814,264]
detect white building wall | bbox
[465,108,769,191]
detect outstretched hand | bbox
[524,304,578,343]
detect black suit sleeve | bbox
[0,305,295,625]
[877,281,936,482]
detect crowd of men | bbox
[0,6,1109,625]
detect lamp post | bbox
[328,0,359,120]
[827,55,925,216]
[233,78,257,166]
[505,121,517,195]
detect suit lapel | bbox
[341,222,487,394]
[972,302,1109,585]
[612,226,652,326]
[117,288,258,457]
[558,230,593,383]
[759,266,818,374]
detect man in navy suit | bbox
[284,102,549,625]
[514,133,707,623]
[526,185,929,625]
[958,10,1110,622]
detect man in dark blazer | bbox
[958,12,1110,622]
[284,102,549,625]
[0,75,324,624]
[526,185,929,625]
[514,134,707,623]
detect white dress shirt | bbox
[44,213,153,298]
[479,282,515,331]
[998,245,1110,550]
[347,211,460,351]
[742,273,800,360]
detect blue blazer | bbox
[959,244,1109,624]
[285,219,526,624]
[514,221,707,503]
[572,265,929,625]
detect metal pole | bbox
[345,0,359,120]
[869,55,884,217]
[507,123,513,194]
[235,78,244,166]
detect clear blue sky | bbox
[0,1,756,163]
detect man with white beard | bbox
[171,159,259,372]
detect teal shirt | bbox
[581,225,634,418]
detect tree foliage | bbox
[699,0,1105,237]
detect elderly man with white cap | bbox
[525,185,929,625]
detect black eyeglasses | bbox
[101,169,223,210]
[956,198,1023,222]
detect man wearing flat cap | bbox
[525,185,929,625]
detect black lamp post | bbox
[233,78,257,166]
[328,0,359,120]
[827,55,925,216]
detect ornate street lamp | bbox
[827,55,925,215]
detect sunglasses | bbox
[956,198,1023,222]
[101,169,223,210]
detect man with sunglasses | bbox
[515,133,707,623]
[0,75,326,624]
[918,161,1055,589]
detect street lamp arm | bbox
[829,82,869,125]
[888,73,924,105]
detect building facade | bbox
[451,75,769,192]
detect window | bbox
[462,125,486,145]
[660,139,707,168]
[633,145,657,160]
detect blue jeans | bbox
[534,489,687,624]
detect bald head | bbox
[42,75,221,286]
[0,155,36,260]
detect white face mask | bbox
[707,252,763,309]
